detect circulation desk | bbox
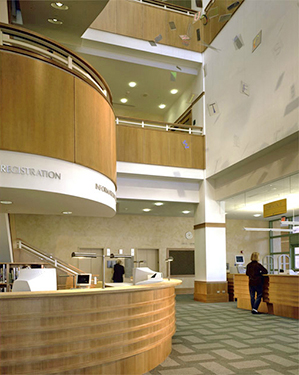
[0,279,181,375]
[234,274,299,319]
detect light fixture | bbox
[62,211,72,215]
[51,2,69,10]
[154,202,164,206]
[253,214,261,217]
[71,252,97,258]
[182,210,190,214]
[143,208,151,212]
[170,89,178,94]
[129,82,137,87]
[159,104,166,109]
[0,200,13,205]
[48,18,63,24]
[120,98,128,103]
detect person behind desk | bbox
[113,260,125,283]
[246,252,268,314]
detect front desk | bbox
[234,274,299,319]
[0,279,181,375]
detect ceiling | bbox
[6,0,299,221]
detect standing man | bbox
[246,252,268,314]
[113,259,125,283]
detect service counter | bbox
[234,274,299,319]
[0,279,181,375]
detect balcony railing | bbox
[0,22,112,104]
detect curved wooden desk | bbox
[234,274,299,319]
[0,279,181,375]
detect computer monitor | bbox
[235,255,245,265]
[76,274,92,288]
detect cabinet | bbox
[0,263,47,292]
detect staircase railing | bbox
[16,239,80,277]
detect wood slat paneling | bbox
[75,78,116,185]
[0,51,75,162]
[0,281,180,374]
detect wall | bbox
[204,0,299,178]
[12,214,195,289]
[226,219,269,274]
[10,214,269,287]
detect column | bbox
[194,178,228,302]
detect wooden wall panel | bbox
[116,126,205,169]
[116,0,144,39]
[143,129,169,166]
[191,135,205,169]
[168,133,193,168]
[0,51,75,162]
[75,78,116,184]
[116,125,144,163]
[90,0,244,53]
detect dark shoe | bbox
[252,309,260,314]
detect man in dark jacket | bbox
[246,252,268,314]
[113,259,125,283]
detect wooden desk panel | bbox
[0,280,181,375]
[234,274,299,319]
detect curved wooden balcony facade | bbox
[0,22,116,186]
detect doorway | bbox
[136,249,159,271]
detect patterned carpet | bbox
[146,295,299,375]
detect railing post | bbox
[67,56,73,69]
[0,31,3,46]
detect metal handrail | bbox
[16,240,79,277]
[116,116,203,135]
[0,22,112,104]
[133,0,198,16]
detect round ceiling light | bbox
[143,208,151,212]
[154,202,164,206]
[48,18,63,24]
[159,104,166,109]
[51,2,69,10]
[182,210,190,214]
[253,214,261,217]
[170,89,178,94]
[62,211,72,215]
[129,82,137,87]
[120,98,128,103]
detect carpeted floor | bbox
[145,295,299,375]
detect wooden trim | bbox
[194,222,226,230]
[175,92,205,124]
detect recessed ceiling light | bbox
[129,82,137,87]
[253,214,261,217]
[0,200,13,205]
[62,211,72,215]
[159,104,166,109]
[51,2,68,10]
[120,98,128,103]
[182,210,190,214]
[170,89,178,94]
[48,18,63,24]
[143,208,151,212]
[154,202,164,206]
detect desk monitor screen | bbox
[76,274,92,287]
[235,255,245,264]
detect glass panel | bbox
[295,255,299,269]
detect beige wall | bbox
[12,214,269,287]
